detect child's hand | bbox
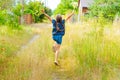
[41,9,45,13]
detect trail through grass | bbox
[0,26,35,77]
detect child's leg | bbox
[53,35,63,65]
[53,42,57,52]
[54,44,60,63]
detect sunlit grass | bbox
[0,25,34,78]
[65,22,120,80]
[0,26,34,57]
[0,21,120,80]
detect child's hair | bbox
[56,14,62,23]
[55,14,64,31]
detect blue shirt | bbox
[52,19,65,36]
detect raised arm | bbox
[65,11,74,21]
[41,10,52,22]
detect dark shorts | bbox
[52,35,63,44]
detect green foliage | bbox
[23,1,52,22]
[12,1,52,23]
[24,1,44,22]
[12,4,22,16]
[88,0,120,21]
[0,0,21,28]
[54,0,78,15]
[0,10,20,28]
[6,13,20,28]
[0,1,52,27]
[0,10,6,25]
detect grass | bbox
[67,21,120,80]
[0,25,35,78]
[0,20,120,80]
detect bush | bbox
[0,10,7,25]
[24,1,43,22]
[88,0,120,21]
[54,0,78,15]
[0,10,20,28]
[13,1,52,23]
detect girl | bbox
[42,10,74,66]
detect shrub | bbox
[0,10,7,25]
[88,0,120,21]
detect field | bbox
[0,21,120,80]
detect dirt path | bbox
[18,23,51,53]
[17,34,40,55]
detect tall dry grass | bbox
[0,20,120,80]
[64,21,120,80]
[0,26,34,79]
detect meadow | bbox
[0,26,34,79]
[0,20,120,80]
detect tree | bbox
[0,0,20,27]
[24,1,52,22]
[88,0,120,21]
[12,1,52,23]
[54,0,78,15]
